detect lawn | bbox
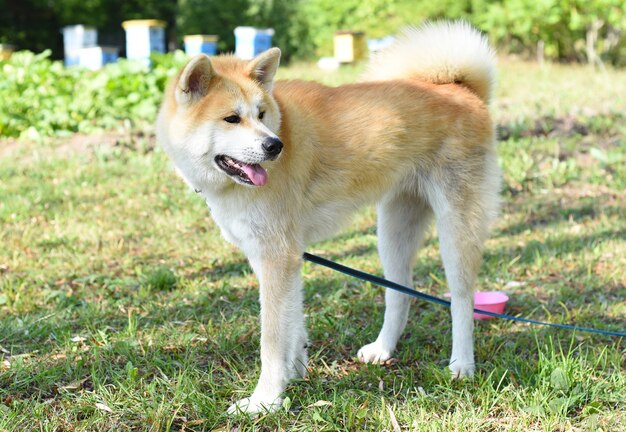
[0,58,625,431]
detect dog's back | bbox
[269,22,499,244]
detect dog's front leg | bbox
[227,252,308,415]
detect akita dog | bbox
[156,21,500,414]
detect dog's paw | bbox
[227,395,283,416]
[357,341,393,364]
[449,361,475,379]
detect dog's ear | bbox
[175,54,214,105]
[247,48,281,93]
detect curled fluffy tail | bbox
[363,20,496,103]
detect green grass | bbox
[1,59,625,431]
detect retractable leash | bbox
[303,253,626,338]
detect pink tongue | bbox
[241,163,268,186]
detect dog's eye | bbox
[224,115,241,124]
[258,111,265,120]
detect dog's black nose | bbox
[262,137,283,157]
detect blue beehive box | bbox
[184,35,218,56]
[77,46,119,70]
[122,19,166,65]
[61,25,97,66]
[234,27,274,60]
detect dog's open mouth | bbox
[215,155,268,186]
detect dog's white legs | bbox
[228,253,307,415]
[427,173,495,378]
[358,195,432,364]
[436,221,479,378]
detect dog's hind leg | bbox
[425,160,499,378]
[358,192,433,363]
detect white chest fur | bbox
[206,196,255,246]
[202,185,365,256]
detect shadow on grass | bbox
[497,198,624,237]
[487,227,626,267]
[186,256,251,283]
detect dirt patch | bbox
[0,138,22,159]
[0,129,157,162]
[497,113,624,145]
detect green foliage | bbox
[2,0,625,65]
[299,0,626,65]
[248,0,314,61]
[0,50,187,139]
[472,0,626,65]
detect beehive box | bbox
[234,27,274,60]
[122,19,166,65]
[333,30,366,63]
[77,46,119,70]
[61,25,97,66]
[184,35,218,56]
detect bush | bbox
[0,50,187,139]
[472,0,626,66]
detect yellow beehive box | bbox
[333,31,366,63]
[0,44,15,60]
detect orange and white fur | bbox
[156,21,500,414]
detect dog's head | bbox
[157,48,282,190]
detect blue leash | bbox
[303,253,626,338]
